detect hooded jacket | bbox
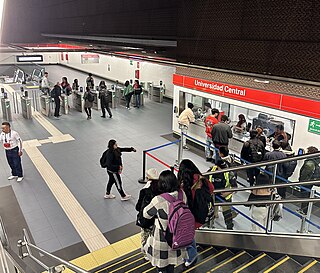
[299,157,320,182]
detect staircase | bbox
[91,245,320,273]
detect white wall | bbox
[61,52,175,98]
[172,85,320,153]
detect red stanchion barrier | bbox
[145,152,179,172]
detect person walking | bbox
[86,73,95,89]
[133,80,142,108]
[51,82,62,119]
[40,71,50,94]
[241,130,265,186]
[123,80,134,109]
[83,86,94,120]
[101,139,136,201]
[143,170,188,273]
[178,102,195,150]
[0,122,23,182]
[204,108,219,162]
[211,115,233,163]
[178,159,214,267]
[98,81,112,118]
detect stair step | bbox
[180,248,235,273]
[297,260,320,273]
[232,253,275,273]
[259,256,302,273]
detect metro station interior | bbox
[0,1,320,273]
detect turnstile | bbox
[73,91,84,112]
[92,90,101,110]
[40,95,51,116]
[131,92,145,107]
[1,98,12,121]
[151,85,164,103]
[60,94,69,115]
[21,97,32,119]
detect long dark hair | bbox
[236,114,246,127]
[107,139,121,158]
[158,170,178,193]
[178,159,202,209]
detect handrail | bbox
[202,151,320,176]
[18,229,89,273]
[214,180,320,193]
[215,198,320,206]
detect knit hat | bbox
[146,168,159,180]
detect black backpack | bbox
[192,177,214,224]
[100,151,108,168]
[284,157,297,178]
[87,91,95,102]
[249,139,264,163]
[50,87,56,98]
[136,188,155,229]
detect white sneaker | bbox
[183,146,189,150]
[121,195,131,201]
[17,177,24,182]
[104,194,116,199]
[8,176,18,180]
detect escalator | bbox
[91,244,320,273]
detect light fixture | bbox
[254,79,270,84]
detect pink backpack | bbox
[160,190,195,250]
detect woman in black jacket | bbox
[98,81,112,118]
[103,139,136,201]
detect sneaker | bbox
[121,195,131,201]
[87,116,90,120]
[185,256,198,267]
[8,176,18,180]
[144,256,149,261]
[109,115,112,118]
[104,194,116,199]
[53,116,60,120]
[101,115,106,118]
[183,146,189,150]
[17,177,24,182]
[297,208,307,216]
[206,158,212,162]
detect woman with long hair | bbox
[102,139,136,201]
[123,80,134,109]
[177,159,214,267]
[234,114,247,133]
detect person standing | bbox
[298,146,320,214]
[233,114,247,134]
[246,173,272,232]
[40,71,50,94]
[51,82,62,119]
[204,102,212,117]
[83,86,94,120]
[0,122,23,182]
[86,73,95,89]
[101,139,136,201]
[178,102,195,150]
[61,77,72,95]
[264,140,289,198]
[72,79,79,91]
[123,80,134,109]
[241,130,265,186]
[211,115,233,163]
[143,170,187,273]
[204,108,219,162]
[268,124,288,142]
[256,126,267,148]
[98,81,112,118]
[133,80,142,108]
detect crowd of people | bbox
[40,72,144,120]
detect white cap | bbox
[146,168,159,180]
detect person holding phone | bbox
[0,122,23,182]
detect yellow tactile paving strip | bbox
[24,145,110,252]
[63,234,141,272]
[2,84,110,252]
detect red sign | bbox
[173,74,320,119]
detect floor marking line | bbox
[24,145,110,252]
[263,256,290,273]
[233,253,267,273]
[298,260,318,273]
[208,250,246,272]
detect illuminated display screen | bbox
[16,55,43,62]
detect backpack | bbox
[271,192,283,221]
[159,191,195,250]
[284,158,297,178]
[50,88,56,98]
[249,139,264,163]
[136,188,155,229]
[87,91,94,102]
[191,175,214,224]
[100,151,108,168]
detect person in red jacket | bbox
[204,108,219,162]
[178,159,214,267]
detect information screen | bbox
[16,55,43,62]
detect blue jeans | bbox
[135,94,141,108]
[6,147,23,177]
[186,239,197,263]
[205,137,214,159]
